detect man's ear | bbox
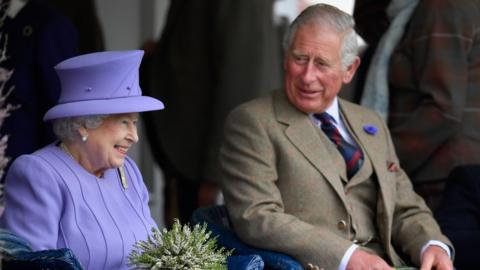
[342,56,361,84]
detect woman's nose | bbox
[127,126,139,143]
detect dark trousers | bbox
[413,179,446,212]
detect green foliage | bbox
[129,219,232,270]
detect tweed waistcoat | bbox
[319,115,387,259]
[346,154,388,260]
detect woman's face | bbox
[83,113,139,176]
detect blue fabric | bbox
[0,228,31,255]
[228,255,264,270]
[191,206,304,270]
[3,248,84,270]
[0,228,83,269]
[0,0,78,170]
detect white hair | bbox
[53,115,107,141]
[282,3,358,70]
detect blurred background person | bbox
[0,0,77,171]
[46,0,105,53]
[350,0,389,103]
[356,0,480,210]
[436,165,480,270]
[142,0,285,224]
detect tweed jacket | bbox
[388,0,480,182]
[220,90,451,269]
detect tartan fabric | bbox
[387,0,480,182]
[315,112,363,178]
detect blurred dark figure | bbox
[0,0,77,170]
[142,0,284,225]
[46,0,104,53]
[351,0,390,103]
[355,0,480,210]
[436,165,480,270]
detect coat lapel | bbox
[339,99,395,251]
[274,90,347,205]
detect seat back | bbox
[0,229,84,270]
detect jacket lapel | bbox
[339,99,395,251]
[274,90,347,205]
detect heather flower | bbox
[0,28,17,204]
[0,12,15,268]
[129,219,232,270]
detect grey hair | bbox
[282,3,358,70]
[53,115,108,141]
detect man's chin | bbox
[296,103,329,114]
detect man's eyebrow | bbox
[291,49,306,55]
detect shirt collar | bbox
[309,97,341,124]
[325,97,340,124]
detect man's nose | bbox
[301,62,317,83]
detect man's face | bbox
[284,23,359,114]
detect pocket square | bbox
[387,161,399,172]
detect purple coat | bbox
[0,143,157,270]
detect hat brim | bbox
[43,96,164,121]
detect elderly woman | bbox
[0,50,164,270]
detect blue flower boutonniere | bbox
[363,124,377,135]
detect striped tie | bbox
[315,112,363,178]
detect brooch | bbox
[118,166,128,190]
[363,124,377,135]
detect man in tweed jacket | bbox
[220,4,453,270]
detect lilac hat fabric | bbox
[43,50,164,121]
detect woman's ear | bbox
[77,126,89,142]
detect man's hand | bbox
[346,249,393,270]
[420,245,453,270]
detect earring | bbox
[82,135,88,142]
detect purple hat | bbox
[43,50,164,121]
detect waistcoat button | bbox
[337,220,347,230]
